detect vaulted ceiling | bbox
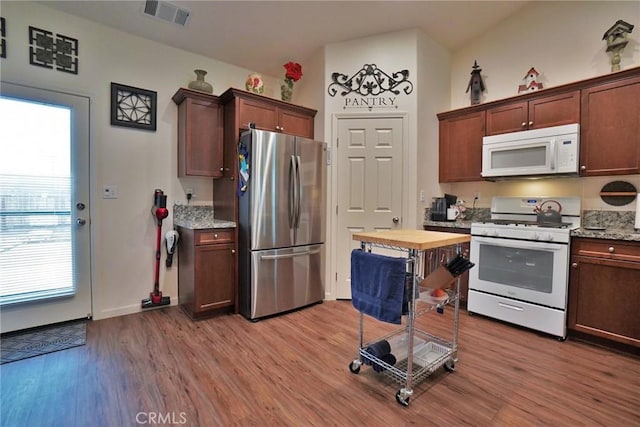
[41,1,531,77]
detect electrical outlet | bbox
[186,188,194,202]
[419,190,425,203]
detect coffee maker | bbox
[430,197,447,221]
[430,194,457,221]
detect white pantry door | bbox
[0,82,92,333]
[335,116,404,299]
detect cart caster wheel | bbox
[444,360,456,372]
[395,391,410,406]
[557,336,567,342]
[349,360,361,374]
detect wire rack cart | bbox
[348,229,471,406]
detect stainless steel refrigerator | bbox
[238,129,326,320]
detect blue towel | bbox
[351,249,406,324]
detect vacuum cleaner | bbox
[142,189,171,309]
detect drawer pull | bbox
[498,302,524,312]
[609,246,615,253]
[214,233,218,239]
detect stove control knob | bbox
[532,232,540,240]
[492,230,500,237]
[545,233,554,241]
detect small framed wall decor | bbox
[110,82,157,131]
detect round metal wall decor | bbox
[599,181,637,206]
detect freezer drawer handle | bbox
[498,302,524,312]
[260,249,321,260]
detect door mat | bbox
[1,321,87,364]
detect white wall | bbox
[416,31,452,223]
[450,1,640,109]
[0,2,287,319]
[443,1,640,211]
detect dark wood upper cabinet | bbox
[223,88,316,139]
[172,88,224,178]
[485,91,580,136]
[437,67,640,182]
[580,74,640,176]
[438,110,485,182]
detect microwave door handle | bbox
[549,140,556,170]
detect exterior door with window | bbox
[334,116,404,299]
[0,82,91,333]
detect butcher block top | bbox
[352,229,471,250]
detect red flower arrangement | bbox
[283,62,303,82]
[281,62,303,101]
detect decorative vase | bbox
[188,69,213,94]
[281,78,294,102]
[245,72,264,94]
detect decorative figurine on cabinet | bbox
[518,67,544,94]
[465,60,486,105]
[602,19,634,72]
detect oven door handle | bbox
[471,236,566,251]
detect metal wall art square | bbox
[1,17,6,58]
[28,26,78,74]
[110,83,157,131]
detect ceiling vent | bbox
[143,0,191,26]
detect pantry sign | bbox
[327,64,414,110]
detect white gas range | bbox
[468,196,581,340]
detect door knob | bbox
[76,218,86,226]
[392,217,400,224]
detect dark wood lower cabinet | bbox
[568,238,640,350]
[423,225,471,305]
[178,227,236,319]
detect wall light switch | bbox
[103,185,118,199]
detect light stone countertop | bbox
[172,204,236,230]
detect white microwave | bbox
[481,123,579,178]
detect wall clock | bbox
[110,82,157,131]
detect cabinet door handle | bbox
[214,233,218,239]
[571,262,578,268]
[529,121,533,126]
[521,122,526,127]
[231,249,235,254]
[580,165,587,171]
[608,246,615,253]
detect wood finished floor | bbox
[1,301,639,427]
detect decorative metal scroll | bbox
[328,64,414,97]
[29,26,78,74]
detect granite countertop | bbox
[571,227,640,242]
[174,218,236,230]
[423,220,473,230]
[173,204,236,230]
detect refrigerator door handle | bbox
[260,248,322,260]
[295,155,302,229]
[288,155,297,228]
